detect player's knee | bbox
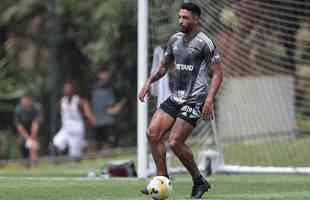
[168,139,180,150]
[147,126,161,143]
[53,136,65,151]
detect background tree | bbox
[0,0,138,154]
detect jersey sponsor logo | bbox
[176,64,194,71]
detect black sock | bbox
[193,175,205,185]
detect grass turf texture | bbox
[223,135,310,166]
[0,135,310,200]
[0,174,309,200]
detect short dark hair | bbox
[63,80,77,90]
[98,66,109,73]
[21,94,32,99]
[180,2,201,17]
[64,80,74,86]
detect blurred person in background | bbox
[15,95,42,167]
[91,67,127,151]
[51,82,95,161]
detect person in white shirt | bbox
[52,82,95,160]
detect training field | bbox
[0,172,309,200]
[0,152,309,200]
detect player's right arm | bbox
[138,36,175,102]
[16,123,31,140]
[30,105,42,140]
[138,62,171,102]
[14,107,31,140]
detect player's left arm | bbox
[30,105,42,140]
[202,49,223,120]
[28,120,40,150]
[27,105,42,150]
[31,120,40,139]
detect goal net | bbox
[147,0,310,175]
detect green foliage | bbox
[0,0,42,24]
[149,0,180,45]
[0,0,137,92]
[0,130,19,159]
[0,0,138,148]
[0,57,31,99]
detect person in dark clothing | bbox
[14,95,42,167]
[91,67,126,150]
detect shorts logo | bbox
[181,105,193,113]
[176,64,194,71]
[180,105,201,119]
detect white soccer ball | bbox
[147,176,172,200]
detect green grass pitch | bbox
[0,174,309,200]
[0,148,310,200]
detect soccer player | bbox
[138,2,223,199]
[52,82,96,161]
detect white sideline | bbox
[217,165,310,174]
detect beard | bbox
[180,24,191,33]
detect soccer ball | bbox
[147,176,172,200]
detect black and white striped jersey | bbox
[163,31,220,104]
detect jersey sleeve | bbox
[203,39,219,64]
[211,47,221,65]
[162,36,175,63]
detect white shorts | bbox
[53,128,85,158]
